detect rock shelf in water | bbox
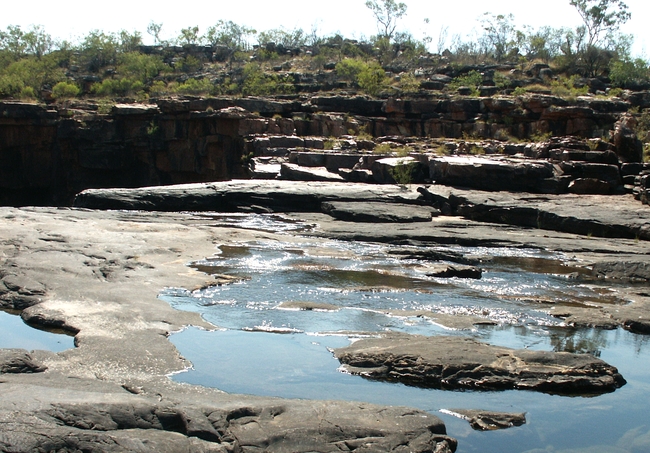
[334,334,626,394]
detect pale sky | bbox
[1,0,648,56]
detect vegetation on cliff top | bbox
[0,0,646,103]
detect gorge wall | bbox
[1,92,648,206]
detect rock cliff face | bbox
[0,93,646,205]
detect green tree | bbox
[609,57,650,88]
[365,0,407,41]
[257,28,306,48]
[78,30,119,72]
[204,21,256,50]
[178,26,200,45]
[51,81,80,99]
[117,52,169,83]
[146,22,164,45]
[479,13,523,62]
[569,0,631,48]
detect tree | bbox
[569,0,631,48]
[365,0,407,41]
[478,13,522,62]
[204,20,256,51]
[146,22,163,45]
[178,26,200,46]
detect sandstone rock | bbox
[280,163,346,182]
[568,178,613,195]
[612,114,644,163]
[441,409,526,431]
[372,157,429,184]
[591,261,650,282]
[425,264,482,279]
[428,156,555,192]
[321,201,437,223]
[0,349,47,373]
[334,334,626,394]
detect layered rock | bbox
[334,335,626,394]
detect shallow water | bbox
[162,214,650,453]
[0,310,74,352]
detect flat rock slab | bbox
[441,409,526,431]
[334,335,626,394]
[321,201,437,223]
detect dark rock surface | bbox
[334,335,626,394]
[425,264,483,279]
[441,409,526,431]
[321,201,437,223]
[0,349,47,374]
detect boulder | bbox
[334,334,626,394]
[428,156,555,192]
[568,178,613,195]
[372,157,429,184]
[0,349,47,374]
[426,264,482,279]
[612,114,644,163]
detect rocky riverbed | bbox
[1,180,650,452]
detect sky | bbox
[1,0,648,56]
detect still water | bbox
[163,214,650,453]
[0,309,74,352]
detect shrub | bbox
[609,58,650,88]
[20,86,36,99]
[174,78,214,95]
[448,70,482,96]
[91,77,144,96]
[550,75,589,98]
[0,73,24,97]
[118,52,170,83]
[336,58,367,82]
[51,81,80,99]
[397,72,420,94]
[357,61,388,95]
[241,63,294,96]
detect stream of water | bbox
[162,214,650,453]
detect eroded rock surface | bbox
[441,409,526,431]
[0,207,455,453]
[334,335,626,394]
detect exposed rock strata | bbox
[334,335,626,394]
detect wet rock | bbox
[277,301,340,311]
[334,334,626,394]
[441,409,526,431]
[321,201,437,223]
[591,261,650,282]
[0,349,47,374]
[426,264,483,279]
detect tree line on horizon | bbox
[0,0,647,102]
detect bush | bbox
[448,70,483,96]
[609,58,649,88]
[241,63,294,96]
[118,52,170,83]
[357,61,388,95]
[336,58,367,82]
[173,78,214,95]
[52,81,80,99]
[91,77,144,96]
